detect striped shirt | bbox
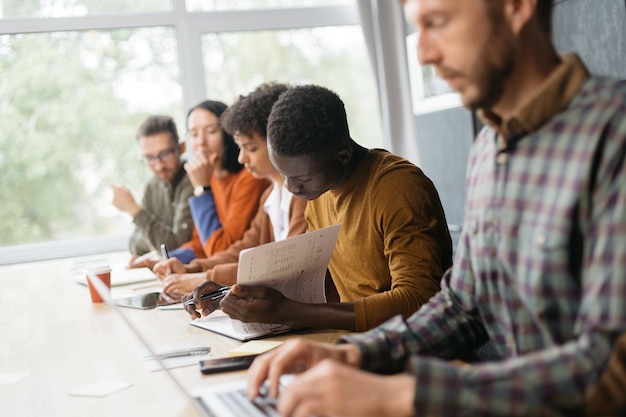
[340,54,626,416]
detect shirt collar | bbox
[161,162,186,191]
[478,53,590,145]
[263,182,293,241]
[172,162,187,186]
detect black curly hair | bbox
[221,82,290,139]
[267,84,351,156]
[186,100,243,174]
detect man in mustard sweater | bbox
[186,84,453,332]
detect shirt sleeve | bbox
[189,192,221,245]
[128,227,152,255]
[340,274,489,372]
[202,175,268,257]
[342,280,616,416]
[353,166,451,331]
[167,247,197,264]
[132,177,194,253]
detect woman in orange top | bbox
[166,100,269,265]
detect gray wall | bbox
[415,108,473,229]
[415,107,474,250]
[553,0,626,78]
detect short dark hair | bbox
[221,82,290,140]
[485,0,553,34]
[267,84,350,156]
[536,0,554,34]
[187,100,243,174]
[136,115,179,144]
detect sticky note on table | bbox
[228,340,284,357]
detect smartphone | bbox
[198,355,258,374]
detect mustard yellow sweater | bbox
[306,149,452,331]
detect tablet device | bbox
[114,292,181,310]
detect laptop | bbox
[87,272,285,417]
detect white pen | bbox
[160,243,169,260]
[132,249,158,266]
[144,346,211,360]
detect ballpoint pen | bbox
[144,346,211,360]
[160,243,169,259]
[183,286,231,306]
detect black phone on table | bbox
[198,355,258,374]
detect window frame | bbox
[0,1,360,264]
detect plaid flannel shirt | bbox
[341,54,626,416]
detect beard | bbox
[465,15,517,110]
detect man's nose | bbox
[285,178,303,194]
[415,31,440,66]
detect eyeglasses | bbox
[141,147,178,165]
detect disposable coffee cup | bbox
[84,264,112,303]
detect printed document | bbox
[191,224,340,341]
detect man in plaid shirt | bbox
[245,0,626,415]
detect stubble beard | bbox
[465,19,516,111]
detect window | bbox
[0,1,383,263]
[0,27,183,250]
[405,32,461,114]
[0,0,171,18]
[201,26,382,149]
[186,0,352,12]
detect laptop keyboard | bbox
[214,387,280,417]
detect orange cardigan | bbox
[190,184,308,285]
[181,169,270,259]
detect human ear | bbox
[336,144,353,167]
[503,0,538,36]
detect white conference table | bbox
[0,252,344,417]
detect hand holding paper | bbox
[190,224,340,341]
[220,285,292,323]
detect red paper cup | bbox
[85,265,112,303]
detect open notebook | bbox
[190,224,341,341]
[87,272,285,417]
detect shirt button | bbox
[182,223,188,229]
[496,153,508,164]
[536,233,546,246]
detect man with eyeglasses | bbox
[111,115,194,267]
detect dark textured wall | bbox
[553,0,626,78]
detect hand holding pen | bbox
[182,280,231,320]
[160,243,169,260]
